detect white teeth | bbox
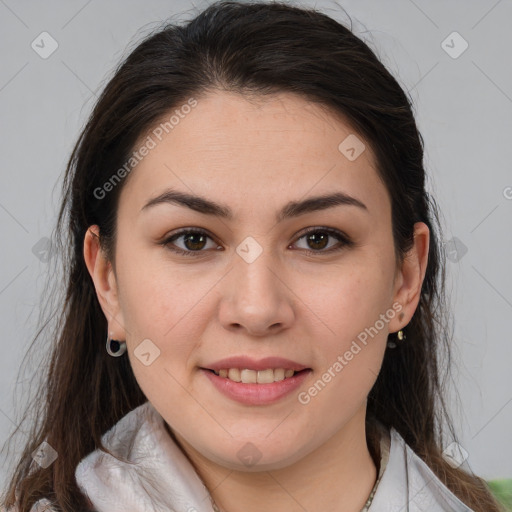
[241,369,257,384]
[227,368,241,382]
[213,368,300,383]
[256,369,274,384]
[273,368,285,381]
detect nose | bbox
[217,246,295,337]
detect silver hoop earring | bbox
[106,333,127,357]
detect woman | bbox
[1,1,504,511]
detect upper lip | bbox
[203,356,310,372]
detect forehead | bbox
[119,90,389,221]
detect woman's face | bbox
[87,90,428,471]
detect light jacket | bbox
[21,401,474,511]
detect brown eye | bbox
[161,229,220,257]
[180,232,208,251]
[161,226,352,258]
[292,227,353,255]
[305,231,330,250]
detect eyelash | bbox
[160,226,353,258]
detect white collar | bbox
[73,401,474,512]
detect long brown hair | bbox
[1,1,503,510]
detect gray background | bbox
[1,0,511,489]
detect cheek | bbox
[299,272,390,419]
[299,254,394,386]
[307,257,394,336]
[115,251,220,388]
[115,237,196,330]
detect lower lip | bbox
[200,368,312,405]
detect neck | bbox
[171,404,379,512]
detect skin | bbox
[84,90,429,512]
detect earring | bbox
[387,328,406,349]
[106,332,127,357]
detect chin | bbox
[204,441,308,472]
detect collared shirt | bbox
[20,400,475,512]
[360,419,390,511]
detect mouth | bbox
[200,367,312,405]
[202,367,311,384]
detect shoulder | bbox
[369,426,475,511]
[2,497,94,512]
[1,498,58,512]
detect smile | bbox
[201,368,312,405]
[212,368,298,383]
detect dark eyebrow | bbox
[140,188,368,222]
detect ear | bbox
[389,222,430,333]
[83,225,126,340]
